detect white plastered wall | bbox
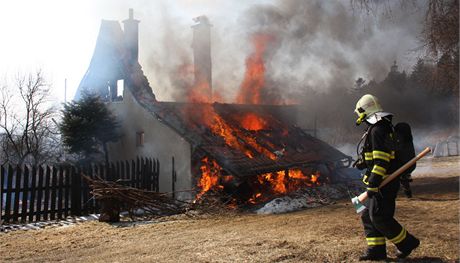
[107,88,193,200]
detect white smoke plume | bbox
[88,0,425,102]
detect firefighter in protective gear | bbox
[354,94,420,261]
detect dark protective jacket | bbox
[360,118,400,196]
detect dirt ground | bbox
[1,156,459,263]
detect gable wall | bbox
[107,88,193,200]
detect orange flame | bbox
[248,192,263,204]
[188,81,212,103]
[240,113,267,131]
[196,157,221,199]
[288,169,308,180]
[255,169,321,198]
[236,33,274,105]
[311,171,320,184]
[207,109,255,158]
[189,104,276,160]
[196,157,322,205]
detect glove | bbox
[353,158,367,170]
[366,188,379,198]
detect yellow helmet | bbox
[354,94,383,125]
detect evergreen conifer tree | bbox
[60,94,120,165]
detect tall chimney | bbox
[123,8,140,63]
[192,16,212,102]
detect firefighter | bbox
[353,94,419,261]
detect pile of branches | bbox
[187,189,239,215]
[82,175,186,219]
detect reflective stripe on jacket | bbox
[360,118,398,191]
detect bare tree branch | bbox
[0,70,61,165]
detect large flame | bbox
[196,156,322,205]
[187,31,320,206]
[184,104,276,160]
[246,169,321,204]
[236,33,274,105]
[240,113,267,131]
[196,157,221,200]
[204,106,256,158]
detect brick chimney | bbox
[123,8,140,63]
[192,16,212,102]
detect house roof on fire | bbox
[155,102,350,177]
[132,89,350,177]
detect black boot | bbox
[400,179,413,198]
[396,235,420,259]
[359,246,387,261]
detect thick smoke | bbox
[237,0,458,147]
[92,0,457,147]
[133,0,425,103]
[240,0,425,99]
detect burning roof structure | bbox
[149,102,350,178]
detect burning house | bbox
[76,9,351,204]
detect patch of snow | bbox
[256,183,362,215]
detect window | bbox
[117,79,124,99]
[136,132,144,147]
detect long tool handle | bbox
[358,147,431,203]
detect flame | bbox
[240,113,267,131]
[310,171,320,184]
[236,33,274,105]
[196,157,221,199]
[248,192,263,204]
[207,109,255,158]
[288,169,308,180]
[258,171,286,194]
[187,104,277,160]
[254,169,321,200]
[196,156,322,205]
[188,81,211,103]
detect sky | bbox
[0,0,426,104]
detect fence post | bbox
[172,157,176,199]
[3,165,14,223]
[120,161,125,185]
[28,165,37,222]
[136,157,140,188]
[21,165,30,222]
[70,166,82,216]
[156,159,160,192]
[148,158,153,191]
[116,161,120,182]
[0,165,4,223]
[43,166,51,221]
[64,166,71,218]
[131,160,136,188]
[50,166,58,220]
[125,160,130,187]
[35,166,44,221]
[57,166,64,219]
[141,157,146,189]
[12,165,22,222]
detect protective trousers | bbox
[361,194,418,254]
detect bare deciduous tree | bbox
[350,0,458,59]
[0,70,61,166]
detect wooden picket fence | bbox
[0,157,159,224]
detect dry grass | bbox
[1,157,459,263]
